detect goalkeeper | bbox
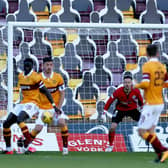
[102,71,143,152]
[28,57,69,155]
[2,58,59,154]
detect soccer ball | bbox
[42,111,53,124]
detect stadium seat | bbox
[89,11,109,56]
[0,0,8,21]
[139,0,165,24]
[134,0,146,19]
[2,14,24,57]
[116,28,139,70]
[29,29,52,70]
[158,31,168,55]
[14,0,37,22]
[8,0,18,13]
[72,0,94,22]
[61,42,82,82]
[133,56,148,83]
[157,0,168,23]
[62,87,84,119]
[44,14,66,57]
[29,0,51,22]
[104,41,126,86]
[75,71,99,100]
[57,0,81,23]
[116,0,139,23]
[132,30,152,57]
[0,29,7,72]
[53,57,69,87]
[16,42,39,72]
[75,28,96,70]
[100,0,123,23]
[92,56,113,91]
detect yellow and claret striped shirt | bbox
[38,71,65,109]
[18,70,44,105]
[135,58,168,105]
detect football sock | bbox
[142,132,167,154]
[61,125,69,148]
[109,130,115,146]
[30,129,38,139]
[3,128,11,148]
[19,122,33,147]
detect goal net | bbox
[1,22,168,152]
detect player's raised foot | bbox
[1,150,13,155]
[62,147,68,155]
[160,150,168,163]
[105,146,113,152]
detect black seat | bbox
[0,0,8,21]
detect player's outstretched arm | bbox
[39,86,62,114]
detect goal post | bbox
[5,22,168,152]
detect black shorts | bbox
[112,109,141,124]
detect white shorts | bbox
[138,104,164,129]
[13,103,39,118]
[36,109,68,126]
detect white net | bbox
[1,22,168,152]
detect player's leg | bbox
[105,110,123,152]
[2,113,17,154]
[17,110,33,149]
[57,116,69,155]
[138,105,168,162]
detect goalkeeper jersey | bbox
[104,86,143,111]
[38,71,65,109]
[135,58,168,105]
[18,70,44,105]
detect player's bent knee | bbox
[3,113,17,128]
[34,125,43,133]
[17,111,29,124]
[58,118,66,127]
[110,123,117,131]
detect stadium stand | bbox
[89,11,109,56]
[44,14,66,56]
[0,0,8,22]
[72,0,94,22]
[100,0,123,23]
[157,0,168,23]
[14,0,37,22]
[29,0,51,21]
[62,87,84,118]
[91,56,113,91]
[104,41,126,86]
[75,28,96,70]
[53,57,69,87]
[139,0,165,24]
[57,0,81,22]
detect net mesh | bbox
[0,23,168,152]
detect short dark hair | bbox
[146,44,158,57]
[43,57,53,63]
[123,71,133,80]
[24,58,34,65]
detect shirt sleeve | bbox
[104,90,117,111]
[135,64,150,89]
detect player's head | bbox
[123,71,133,90]
[23,58,34,75]
[146,44,158,57]
[43,57,53,74]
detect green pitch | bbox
[1,152,167,168]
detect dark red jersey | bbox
[104,86,143,111]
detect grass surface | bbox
[0,152,168,168]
